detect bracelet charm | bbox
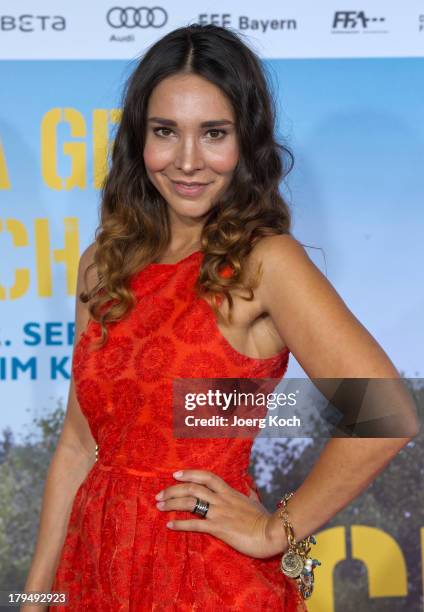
[281,550,304,578]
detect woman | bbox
[23,24,415,611]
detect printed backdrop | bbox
[0,2,423,610]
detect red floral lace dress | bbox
[49,250,306,611]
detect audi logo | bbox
[106,6,168,29]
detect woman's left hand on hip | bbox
[154,469,285,559]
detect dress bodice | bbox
[72,250,290,479]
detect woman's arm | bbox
[22,425,96,597]
[252,234,419,550]
[21,245,98,609]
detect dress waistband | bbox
[93,459,253,485]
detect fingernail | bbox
[173,470,183,478]
[156,501,165,509]
[155,491,163,500]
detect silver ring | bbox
[192,497,209,518]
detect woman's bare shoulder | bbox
[248,234,309,276]
[251,233,305,256]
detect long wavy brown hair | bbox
[81,24,294,348]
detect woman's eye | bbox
[153,127,173,137]
[206,129,226,139]
[152,127,227,139]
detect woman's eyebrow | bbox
[147,117,234,127]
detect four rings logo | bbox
[106,6,168,29]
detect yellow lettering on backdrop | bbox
[41,108,86,190]
[0,139,11,189]
[93,108,122,189]
[306,526,346,612]
[0,219,30,300]
[35,217,79,296]
[307,525,409,611]
[54,218,80,294]
[35,219,50,295]
[351,525,407,597]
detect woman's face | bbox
[143,73,239,222]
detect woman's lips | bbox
[171,181,211,197]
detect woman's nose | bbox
[174,137,204,172]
